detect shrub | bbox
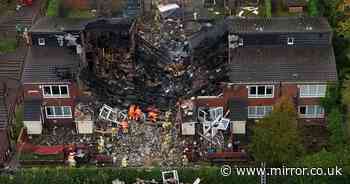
[47,0,60,17]
[308,0,319,17]
[0,38,17,54]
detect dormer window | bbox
[287,37,294,45]
[38,38,45,46]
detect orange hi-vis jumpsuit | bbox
[148,111,158,122]
[134,106,142,121]
[121,121,129,134]
[128,105,135,120]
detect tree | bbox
[321,84,341,113]
[308,0,319,17]
[336,19,350,40]
[327,108,345,146]
[249,97,304,166]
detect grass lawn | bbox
[0,38,17,54]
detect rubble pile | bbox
[93,120,183,167]
[29,127,92,146]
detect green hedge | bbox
[0,38,17,54]
[46,0,60,17]
[0,167,348,184]
[0,167,256,184]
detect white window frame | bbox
[45,106,72,119]
[248,106,273,119]
[42,85,70,98]
[247,85,274,98]
[299,85,326,98]
[38,38,45,46]
[298,105,324,118]
[287,37,294,45]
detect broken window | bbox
[38,38,45,46]
[42,85,69,98]
[99,104,120,123]
[209,107,223,120]
[197,108,208,122]
[162,170,179,184]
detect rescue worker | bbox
[128,105,135,120]
[121,120,129,134]
[148,111,158,122]
[134,106,142,121]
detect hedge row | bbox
[0,167,348,184]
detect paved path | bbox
[0,0,43,170]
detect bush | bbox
[0,38,17,54]
[0,167,257,184]
[264,0,272,18]
[328,108,346,146]
[308,0,319,17]
[47,0,60,17]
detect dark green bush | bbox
[47,0,60,17]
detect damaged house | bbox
[22,17,136,135]
[194,17,337,135]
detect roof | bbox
[22,47,79,83]
[228,98,247,121]
[227,46,337,83]
[24,99,42,121]
[0,95,8,129]
[30,17,133,33]
[0,48,26,81]
[226,16,332,34]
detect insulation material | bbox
[232,121,246,134]
[181,122,196,135]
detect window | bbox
[248,85,274,98]
[299,85,326,97]
[248,106,273,118]
[42,85,69,98]
[287,37,294,45]
[45,106,72,118]
[299,105,324,118]
[38,38,45,46]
